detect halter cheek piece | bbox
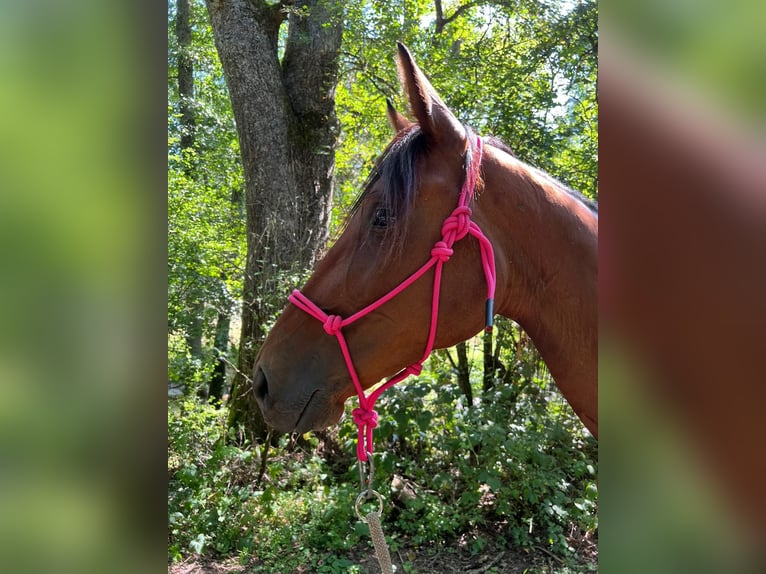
[289,135,496,462]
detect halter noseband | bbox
[289,135,496,462]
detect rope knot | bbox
[430,241,454,262]
[323,314,343,336]
[352,407,378,429]
[406,363,423,377]
[442,205,473,241]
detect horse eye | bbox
[372,207,394,229]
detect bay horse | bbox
[252,44,597,452]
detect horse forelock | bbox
[348,124,428,257]
[347,126,506,258]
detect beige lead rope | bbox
[355,489,394,574]
[364,510,394,574]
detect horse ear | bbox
[386,99,412,133]
[396,42,465,143]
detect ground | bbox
[168,530,597,573]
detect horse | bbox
[252,43,598,454]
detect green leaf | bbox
[478,470,502,491]
[189,533,206,554]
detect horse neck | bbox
[479,147,598,436]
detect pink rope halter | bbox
[289,135,496,462]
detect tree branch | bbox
[443,347,458,370]
[434,0,445,23]
[214,348,253,385]
[341,49,400,98]
[434,0,484,33]
[281,0,343,123]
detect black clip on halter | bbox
[485,298,494,332]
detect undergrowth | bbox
[168,350,597,572]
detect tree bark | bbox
[176,0,195,151]
[205,0,343,439]
[208,309,231,405]
[455,342,473,406]
[482,330,495,393]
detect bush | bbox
[168,400,258,560]
[167,333,215,395]
[168,336,597,570]
[338,362,598,556]
[168,400,364,568]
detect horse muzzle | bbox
[252,364,345,434]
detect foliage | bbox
[168,0,245,387]
[168,322,597,571]
[337,323,598,555]
[168,332,216,394]
[168,399,365,568]
[333,0,598,233]
[168,400,255,560]
[167,147,244,335]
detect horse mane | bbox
[346,124,597,256]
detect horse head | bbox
[253,43,598,439]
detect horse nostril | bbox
[253,367,268,403]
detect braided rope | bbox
[365,511,394,574]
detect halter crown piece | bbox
[289,134,496,462]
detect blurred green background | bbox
[0,2,164,573]
[600,0,764,571]
[602,0,765,124]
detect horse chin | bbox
[261,388,345,435]
[292,391,345,434]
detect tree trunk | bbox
[208,309,231,406]
[455,342,473,406]
[184,300,204,361]
[482,330,495,393]
[205,0,343,439]
[208,186,242,406]
[176,0,195,151]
